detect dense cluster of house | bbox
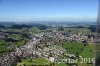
[0,52,16,66]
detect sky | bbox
[0,0,99,22]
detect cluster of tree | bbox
[9,24,33,29]
[4,38,18,42]
[88,25,100,33]
[33,24,48,30]
[7,24,48,30]
[58,27,64,31]
[0,25,5,29]
[88,25,96,32]
[75,26,85,28]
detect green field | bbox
[63,41,84,56]
[0,44,14,53]
[64,28,94,34]
[17,58,50,66]
[17,58,68,66]
[63,41,94,66]
[55,63,67,66]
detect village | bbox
[0,26,99,66]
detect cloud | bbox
[19,17,31,20]
[65,16,96,19]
